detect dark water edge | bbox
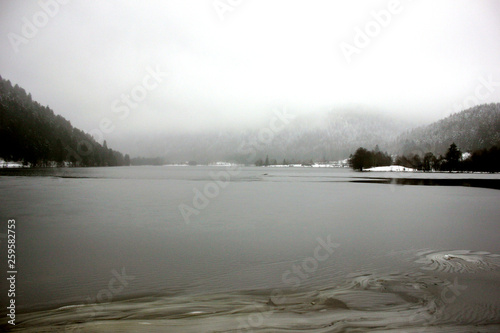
[0,167,110,178]
[2,167,500,189]
[351,177,500,190]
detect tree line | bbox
[349,145,392,171]
[130,157,166,166]
[0,75,130,167]
[255,155,316,166]
[3,74,498,171]
[350,143,500,172]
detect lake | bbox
[1,166,500,332]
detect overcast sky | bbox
[1,0,500,141]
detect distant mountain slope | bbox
[395,103,500,156]
[5,72,495,166]
[140,104,499,163]
[125,111,413,163]
[260,111,413,162]
[0,75,129,166]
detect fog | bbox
[1,0,500,151]
[2,3,500,329]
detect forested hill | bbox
[0,75,129,167]
[122,111,413,164]
[396,103,500,156]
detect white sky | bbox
[1,0,500,139]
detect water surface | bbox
[1,167,499,332]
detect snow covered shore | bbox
[364,165,416,172]
[0,159,23,168]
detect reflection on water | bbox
[1,167,500,332]
[352,177,500,190]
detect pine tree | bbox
[445,142,461,171]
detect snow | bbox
[209,162,237,167]
[0,159,23,168]
[364,165,415,172]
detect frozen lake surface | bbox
[1,166,499,332]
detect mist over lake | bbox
[1,167,500,332]
[1,0,500,331]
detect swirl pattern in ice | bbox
[7,270,500,332]
[414,249,500,273]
